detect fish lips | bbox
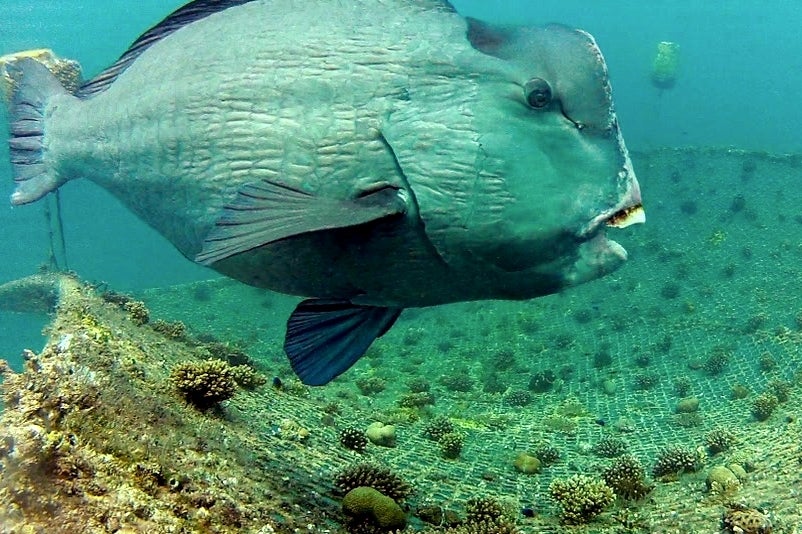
[578,170,645,248]
[566,199,645,285]
[565,230,628,286]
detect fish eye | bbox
[524,77,552,109]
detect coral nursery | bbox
[2,147,802,533]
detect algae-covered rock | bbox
[727,463,747,482]
[513,452,541,474]
[342,486,407,530]
[0,275,307,533]
[601,379,616,395]
[1,49,82,101]
[0,273,61,313]
[675,396,700,413]
[366,422,397,448]
[706,466,740,493]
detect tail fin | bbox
[7,58,73,205]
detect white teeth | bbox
[606,204,645,229]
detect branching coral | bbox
[532,443,561,466]
[751,393,779,421]
[423,416,454,442]
[602,455,653,501]
[151,319,188,340]
[652,445,703,478]
[465,496,505,523]
[593,435,629,458]
[418,496,519,534]
[439,432,464,460]
[339,427,368,453]
[334,463,412,502]
[503,390,532,407]
[230,364,267,389]
[705,427,737,454]
[170,359,236,409]
[549,474,614,524]
[398,391,435,408]
[722,504,772,534]
[422,518,519,534]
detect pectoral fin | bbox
[284,299,402,385]
[195,179,406,265]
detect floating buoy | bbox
[651,41,680,90]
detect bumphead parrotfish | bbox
[5,0,644,385]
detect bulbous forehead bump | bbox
[520,25,615,132]
[465,19,615,132]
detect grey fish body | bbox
[49,1,487,304]
[6,0,643,383]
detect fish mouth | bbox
[571,196,645,283]
[573,138,644,273]
[601,203,646,229]
[578,170,646,254]
[581,202,644,258]
[583,201,645,238]
[565,229,629,286]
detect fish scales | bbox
[5,0,644,385]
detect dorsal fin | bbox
[76,0,257,98]
[419,0,457,12]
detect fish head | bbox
[468,21,644,290]
[384,19,643,299]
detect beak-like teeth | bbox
[605,204,645,228]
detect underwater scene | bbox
[1,1,801,533]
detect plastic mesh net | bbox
[141,147,802,531]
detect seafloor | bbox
[0,147,801,533]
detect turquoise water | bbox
[0,2,801,531]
